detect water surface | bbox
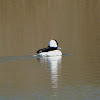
[0,54,100,100]
[0,0,100,100]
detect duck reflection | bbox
[37,56,62,88]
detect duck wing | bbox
[36,47,57,54]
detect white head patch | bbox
[48,40,57,47]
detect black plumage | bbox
[36,47,57,54]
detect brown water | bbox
[0,0,100,100]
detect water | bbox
[0,0,100,100]
[0,54,100,100]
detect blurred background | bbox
[0,1,100,100]
[0,0,100,57]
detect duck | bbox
[36,39,62,56]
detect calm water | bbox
[0,54,100,100]
[0,0,100,100]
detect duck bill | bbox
[57,47,61,49]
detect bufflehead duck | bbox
[36,39,62,56]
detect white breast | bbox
[37,50,62,57]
